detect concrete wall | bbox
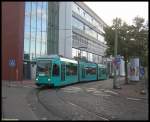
[59,2,72,58]
[47,2,72,58]
[47,2,59,55]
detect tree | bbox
[104,16,148,83]
[104,18,130,83]
[131,17,148,67]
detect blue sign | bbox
[140,67,145,76]
[9,59,16,67]
[115,56,121,65]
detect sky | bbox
[84,2,148,26]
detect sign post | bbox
[140,66,146,94]
[129,58,139,81]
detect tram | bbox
[35,55,108,87]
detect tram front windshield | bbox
[37,60,52,76]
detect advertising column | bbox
[119,58,125,76]
[129,58,139,81]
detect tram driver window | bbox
[52,64,59,76]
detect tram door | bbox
[61,63,65,81]
[23,61,31,80]
[82,66,85,78]
[99,68,102,78]
[52,63,60,82]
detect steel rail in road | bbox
[35,87,65,120]
[55,88,110,120]
[34,86,110,120]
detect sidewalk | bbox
[98,77,148,99]
[2,80,38,120]
[116,80,148,99]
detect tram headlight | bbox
[48,79,50,81]
[36,78,38,81]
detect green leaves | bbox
[104,16,148,66]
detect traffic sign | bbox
[115,56,121,65]
[140,67,145,76]
[9,59,16,67]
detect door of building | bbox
[23,61,31,80]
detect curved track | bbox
[34,87,65,120]
[32,86,110,120]
[55,88,111,120]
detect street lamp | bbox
[78,46,87,61]
[113,19,121,89]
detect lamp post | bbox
[78,46,87,61]
[113,19,121,89]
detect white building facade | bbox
[47,2,108,63]
[24,2,108,80]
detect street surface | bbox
[2,78,148,120]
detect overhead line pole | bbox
[113,18,119,89]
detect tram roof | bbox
[36,55,78,64]
[36,55,60,59]
[98,64,106,68]
[60,57,78,64]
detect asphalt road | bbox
[26,80,148,120]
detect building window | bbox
[77,7,80,12]
[72,48,77,58]
[98,34,105,43]
[83,12,85,17]
[72,2,105,34]
[72,17,84,30]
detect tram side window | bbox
[72,65,77,75]
[85,67,90,74]
[66,63,77,76]
[86,67,96,75]
[66,65,70,76]
[52,64,59,76]
[91,68,96,74]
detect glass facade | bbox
[72,2,107,64]
[72,17,84,30]
[72,2,104,33]
[24,2,48,60]
[72,32,104,63]
[22,1,107,80]
[24,1,106,64]
[72,47,103,63]
[72,16,105,43]
[98,34,105,43]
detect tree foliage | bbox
[104,16,148,67]
[104,16,148,83]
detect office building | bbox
[2,2,108,81]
